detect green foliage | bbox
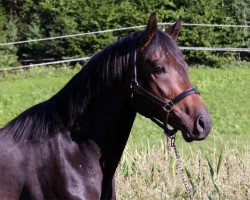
[0,5,18,68]
[176,0,249,65]
[0,0,249,67]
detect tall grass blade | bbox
[205,156,215,181]
[213,182,220,195]
[205,156,220,195]
[185,167,195,191]
[217,152,223,175]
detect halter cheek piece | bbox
[130,49,200,137]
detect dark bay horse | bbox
[0,13,211,199]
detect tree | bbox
[0,0,248,67]
[0,5,18,68]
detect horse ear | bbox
[141,12,157,46]
[166,18,182,40]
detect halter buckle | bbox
[164,103,173,113]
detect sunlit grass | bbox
[0,64,249,199]
[0,67,78,125]
[0,66,249,151]
[116,138,250,199]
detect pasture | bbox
[0,64,249,199]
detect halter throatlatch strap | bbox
[130,45,200,137]
[131,84,199,136]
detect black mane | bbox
[1,32,141,143]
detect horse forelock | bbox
[143,30,184,61]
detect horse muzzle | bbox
[180,111,212,142]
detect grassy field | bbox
[0,64,250,199]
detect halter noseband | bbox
[130,49,200,137]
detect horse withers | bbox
[0,13,211,199]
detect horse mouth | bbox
[181,127,194,142]
[166,123,194,142]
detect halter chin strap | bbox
[130,48,200,137]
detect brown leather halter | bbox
[130,49,200,137]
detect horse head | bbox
[132,13,212,142]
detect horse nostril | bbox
[196,116,205,134]
[193,113,211,140]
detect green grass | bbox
[0,64,250,199]
[0,65,249,151]
[0,67,78,124]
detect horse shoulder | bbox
[28,132,103,199]
[0,137,25,199]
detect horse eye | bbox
[153,65,166,74]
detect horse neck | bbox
[82,83,136,147]
[66,59,136,162]
[58,38,139,146]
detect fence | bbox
[0,23,249,71]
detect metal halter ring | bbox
[163,103,173,113]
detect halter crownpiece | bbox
[130,48,200,137]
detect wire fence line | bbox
[179,47,250,52]
[162,22,250,28]
[0,22,249,47]
[0,26,144,47]
[0,57,90,71]
[0,46,249,72]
